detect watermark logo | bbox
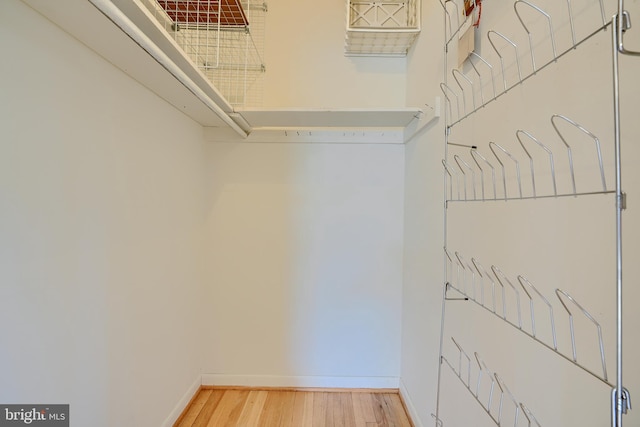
[0,405,68,426]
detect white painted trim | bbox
[202,374,400,389]
[399,379,425,427]
[203,126,407,144]
[161,376,202,427]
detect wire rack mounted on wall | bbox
[143,0,266,107]
[434,0,638,426]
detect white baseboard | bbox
[399,379,425,427]
[161,376,202,427]
[201,374,400,389]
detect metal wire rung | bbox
[442,0,609,126]
[442,338,543,427]
[444,248,612,386]
[442,115,608,202]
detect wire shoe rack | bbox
[434,0,639,426]
[444,247,610,385]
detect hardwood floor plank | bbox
[371,393,391,426]
[328,392,345,427]
[257,391,283,427]
[191,390,225,427]
[205,390,249,427]
[291,392,314,427]
[257,390,295,427]
[302,391,315,426]
[354,393,377,424]
[341,392,357,427]
[380,394,401,426]
[175,389,212,427]
[312,392,328,427]
[385,394,413,427]
[351,393,367,427]
[236,390,268,426]
[278,391,296,427]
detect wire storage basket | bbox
[143,0,266,107]
[345,0,420,56]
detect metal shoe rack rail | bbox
[433,0,638,426]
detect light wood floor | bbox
[175,387,414,427]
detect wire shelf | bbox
[143,0,266,107]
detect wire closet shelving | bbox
[345,0,421,56]
[433,0,638,426]
[142,0,266,107]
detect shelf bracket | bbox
[444,283,470,301]
[612,387,632,426]
[619,192,627,210]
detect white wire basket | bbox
[349,0,418,28]
[345,0,421,56]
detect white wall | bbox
[199,0,411,389]
[202,142,405,387]
[402,1,640,426]
[400,0,447,424]
[262,0,408,108]
[0,2,207,426]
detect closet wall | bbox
[263,0,408,108]
[401,0,446,423]
[0,2,208,426]
[202,142,405,387]
[402,1,640,426]
[199,0,411,388]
